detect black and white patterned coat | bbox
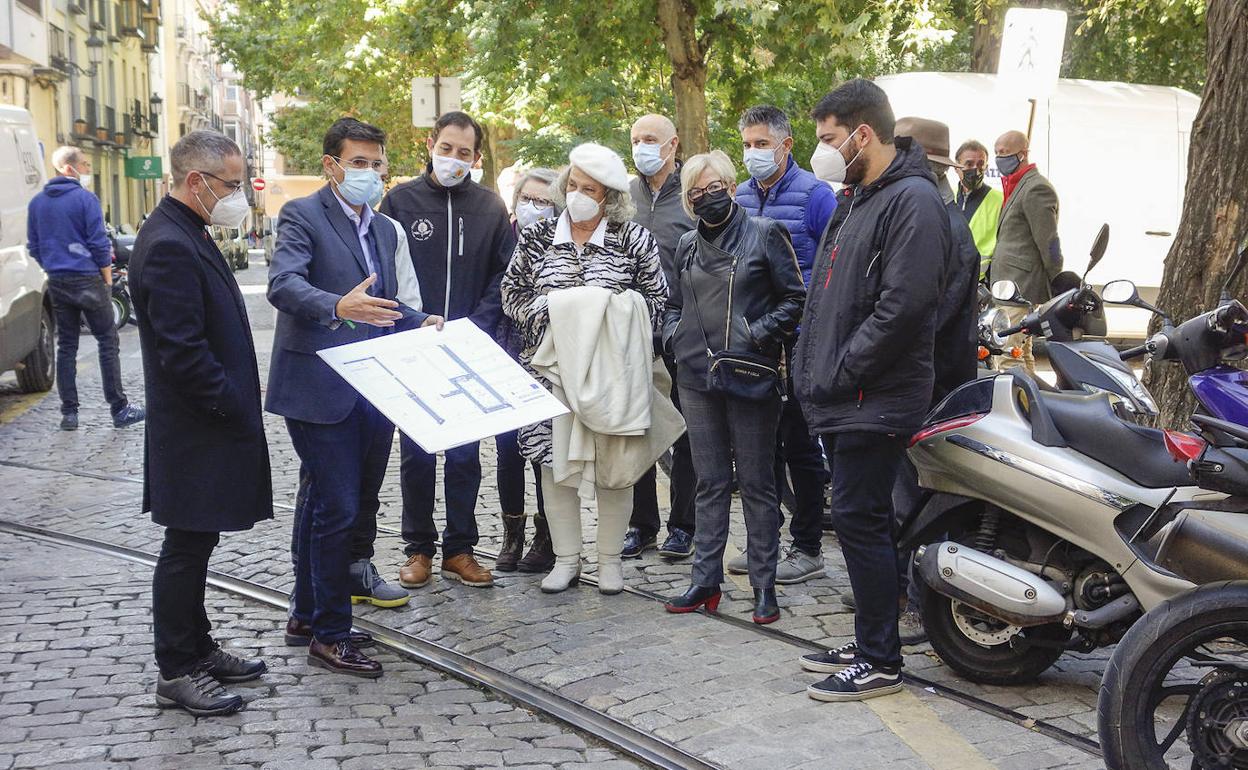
[501,216,667,466]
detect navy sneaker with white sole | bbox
[621,527,657,559]
[807,660,903,702]
[799,640,860,674]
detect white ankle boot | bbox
[597,556,624,595]
[541,555,581,593]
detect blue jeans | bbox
[400,437,482,558]
[286,400,393,643]
[47,273,128,416]
[823,431,906,670]
[681,386,782,589]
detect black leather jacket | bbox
[662,204,807,392]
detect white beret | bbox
[568,142,630,193]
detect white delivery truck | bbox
[0,105,53,392]
[875,72,1200,340]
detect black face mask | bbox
[961,168,983,191]
[996,153,1022,177]
[693,190,733,224]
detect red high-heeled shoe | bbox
[664,584,722,613]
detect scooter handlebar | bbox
[1119,344,1150,360]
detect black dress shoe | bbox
[155,666,243,716]
[201,647,267,683]
[752,585,780,625]
[308,639,383,679]
[664,583,722,614]
[284,617,375,648]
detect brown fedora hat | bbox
[895,116,957,167]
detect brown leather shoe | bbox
[399,554,433,588]
[284,617,374,648]
[308,639,382,678]
[441,553,493,587]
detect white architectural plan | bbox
[317,319,569,452]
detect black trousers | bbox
[152,528,220,679]
[47,273,128,416]
[496,430,546,519]
[631,355,697,537]
[822,431,906,670]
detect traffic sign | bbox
[412,76,463,128]
[252,177,266,192]
[998,8,1068,97]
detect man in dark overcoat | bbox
[129,130,273,715]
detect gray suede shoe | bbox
[776,548,826,584]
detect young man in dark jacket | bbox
[794,79,949,702]
[379,111,516,590]
[27,146,144,431]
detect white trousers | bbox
[539,466,632,559]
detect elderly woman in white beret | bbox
[501,143,668,595]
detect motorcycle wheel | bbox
[1098,581,1248,770]
[922,591,1070,685]
[111,291,131,329]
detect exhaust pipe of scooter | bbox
[1153,511,1248,585]
[916,542,1068,627]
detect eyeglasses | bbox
[332,155,387,172]
[197,171,244,192]
[686,180,728,203]
[518,193,553,208]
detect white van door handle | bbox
[1145,230,1172,237]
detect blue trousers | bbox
[286,400,393,643]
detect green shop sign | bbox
[125,156,163,180]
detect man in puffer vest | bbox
[734,105,837,585]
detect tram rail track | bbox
[0,517,718,770]
[0,457,1101,758]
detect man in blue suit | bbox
[267,118,441,678]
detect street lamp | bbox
[85,34,104,75]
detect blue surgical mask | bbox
[632,142,670,177]
[334,163,384,207]
[743,147,782,181]
[368,184,385,210]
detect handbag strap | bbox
[681,235,740,359]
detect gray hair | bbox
[679,151,737,220]
[171,130,242,187]
[511,167,561,214]
[550,166,636,224]
[51,146,85,171]
[738,105,792,142]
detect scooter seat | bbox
[1037,391,1194,489]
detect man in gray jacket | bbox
[988,129,1062,373]
[624,113,697,561]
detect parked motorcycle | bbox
[975,283,1022,373]
[897,230,1248,686]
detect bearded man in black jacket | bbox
[793,79,950,703]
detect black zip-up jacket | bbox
[793,137,950,435]
[662,205,806,391]
[380,166,516,335]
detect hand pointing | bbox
[335,274,403,327]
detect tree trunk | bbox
[481,122,516,192]
[971,2,1005,73]
[1144,0,1248,429]
[655,0,709,156]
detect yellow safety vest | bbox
[964,186,1003,279]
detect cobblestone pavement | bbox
[0,260,1102,768]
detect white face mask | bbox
[515,200,555,229]
[470,167,484,184]
[632,141,671,177]
[565,190,602,223]
[810,127,866,184]
[432,154,472,187]
[66,166,92,188]
[743,147,783,181]
[196,180,250,229]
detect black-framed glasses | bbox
[518,193,553,208]
[332,155,387,172]
[197,170,244,192]
[686,180,728,203]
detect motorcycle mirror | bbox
[1101,280,1139,305]
[1083,224,1111,281]
[991,280,1027,305]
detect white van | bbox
[0,105,53,391]
[875,72,1200,340]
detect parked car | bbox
[0,106,53,393]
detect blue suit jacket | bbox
[266,185,427,424]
